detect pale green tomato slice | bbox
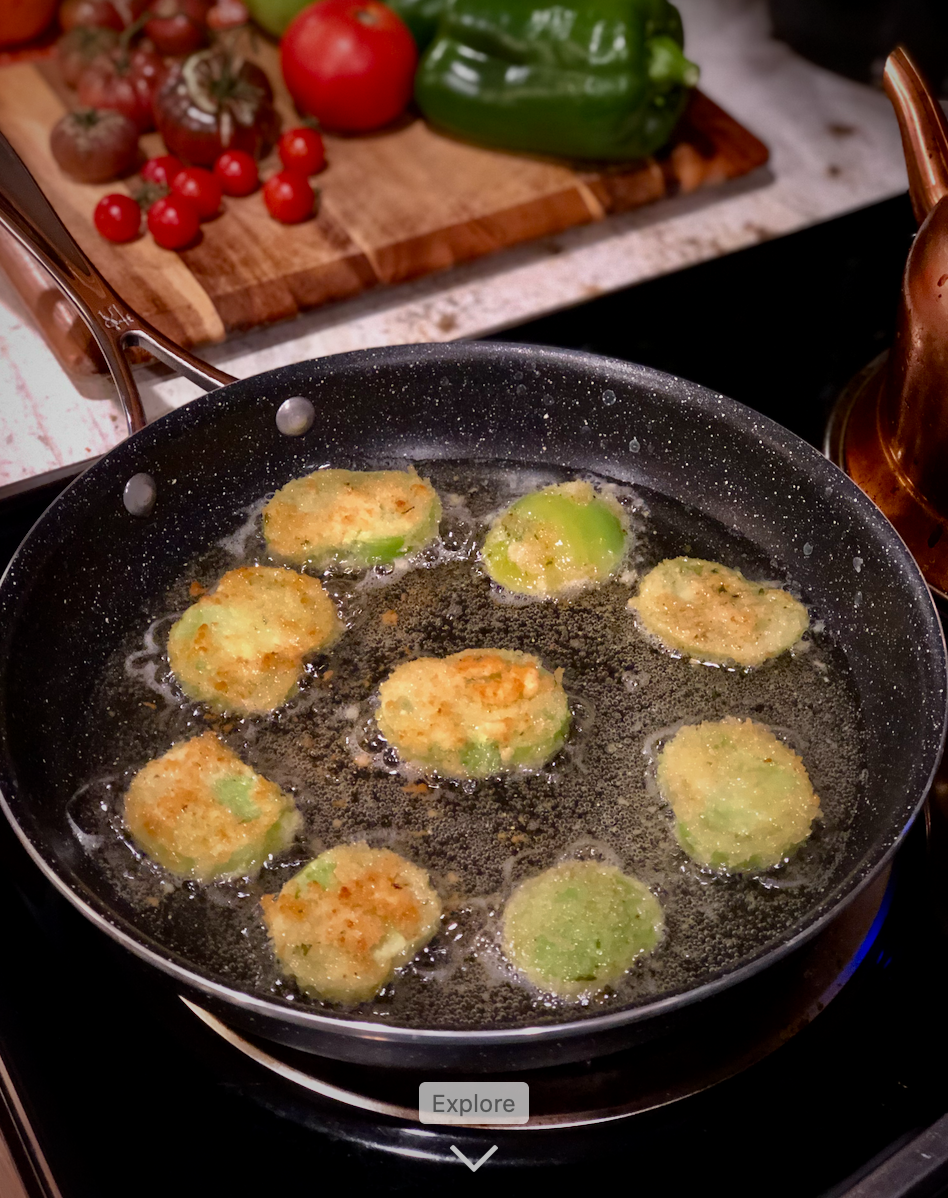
[261,843,442,1004]
[503,861,663,996]
[482,481,628,596]
[656,717,822,872]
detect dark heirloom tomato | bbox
[145,0,210,56]
[112,0,150,23]
[50,107,139,182]
[57,24,120,87]
[153,48,279,166]
[78,41,166,133]
[59,0,124,32]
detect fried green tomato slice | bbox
[376,648,570,779]
[630,557,809,667]
[656,717,822,873]
[124,731,301,882]
[262,467,442,568]
[167,566,342,716]
[482,480,628,597]
[502,861,664,997]
[260,843,441,1004]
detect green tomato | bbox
[246,0,310,37]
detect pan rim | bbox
[0,340,945,1051]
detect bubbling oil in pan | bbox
[70,461,866,1031]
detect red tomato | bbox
[171,166,221,218]
[147,194,200,248]
[213,149,258,196]
[278,127,325,175]
[141,154,184,188]
[263,170,313,223]
[0,0,58,46]
[93,193,141,242]
[280,0,416,133]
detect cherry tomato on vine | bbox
[213,149,258,196]
[147,194,200,249]
[278,127,325,176]
[280,0,416,133]
[141,154,184,188]
[93,193,141,242]
[263,170,313,224]
[171,166,221,218]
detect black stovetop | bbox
[3,193,948,1198]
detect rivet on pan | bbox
[276,396,316,436]
[123,472,157,518]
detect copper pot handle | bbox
[0,129,235,435]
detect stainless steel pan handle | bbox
[0,130,235,435]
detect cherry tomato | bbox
[94,193,141,242]
[278,126,325,175]
[213,149,258,196]
[147,193,200,248]
[263,170,313,223]
[141,154,184,188]
[171,165,221,218]
[280,0,416,133]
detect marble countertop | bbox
[0,0,910,496]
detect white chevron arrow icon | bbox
[450,1145,498,1172]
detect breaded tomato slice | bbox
[482,481,628,597]
[502,860,664,997]
[261,843,441,1004]
[630,557,809,667]
[656,717,822,873]
[124,731,301,882]
[376,648,570,779]
[262,467,442,569]
[167,566,342,716]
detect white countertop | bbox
[0,0,909,495]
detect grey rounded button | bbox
[276,396,316,436]
[123,472,157,517]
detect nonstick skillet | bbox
[0,131,945,1073]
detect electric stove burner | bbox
[182,866,891,1139]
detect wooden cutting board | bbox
[0,40,768,374]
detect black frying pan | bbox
[0,131,944,1073]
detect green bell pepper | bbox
[415,0,699,161]
[384,0,449,50]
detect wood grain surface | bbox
[0,39,768,374]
